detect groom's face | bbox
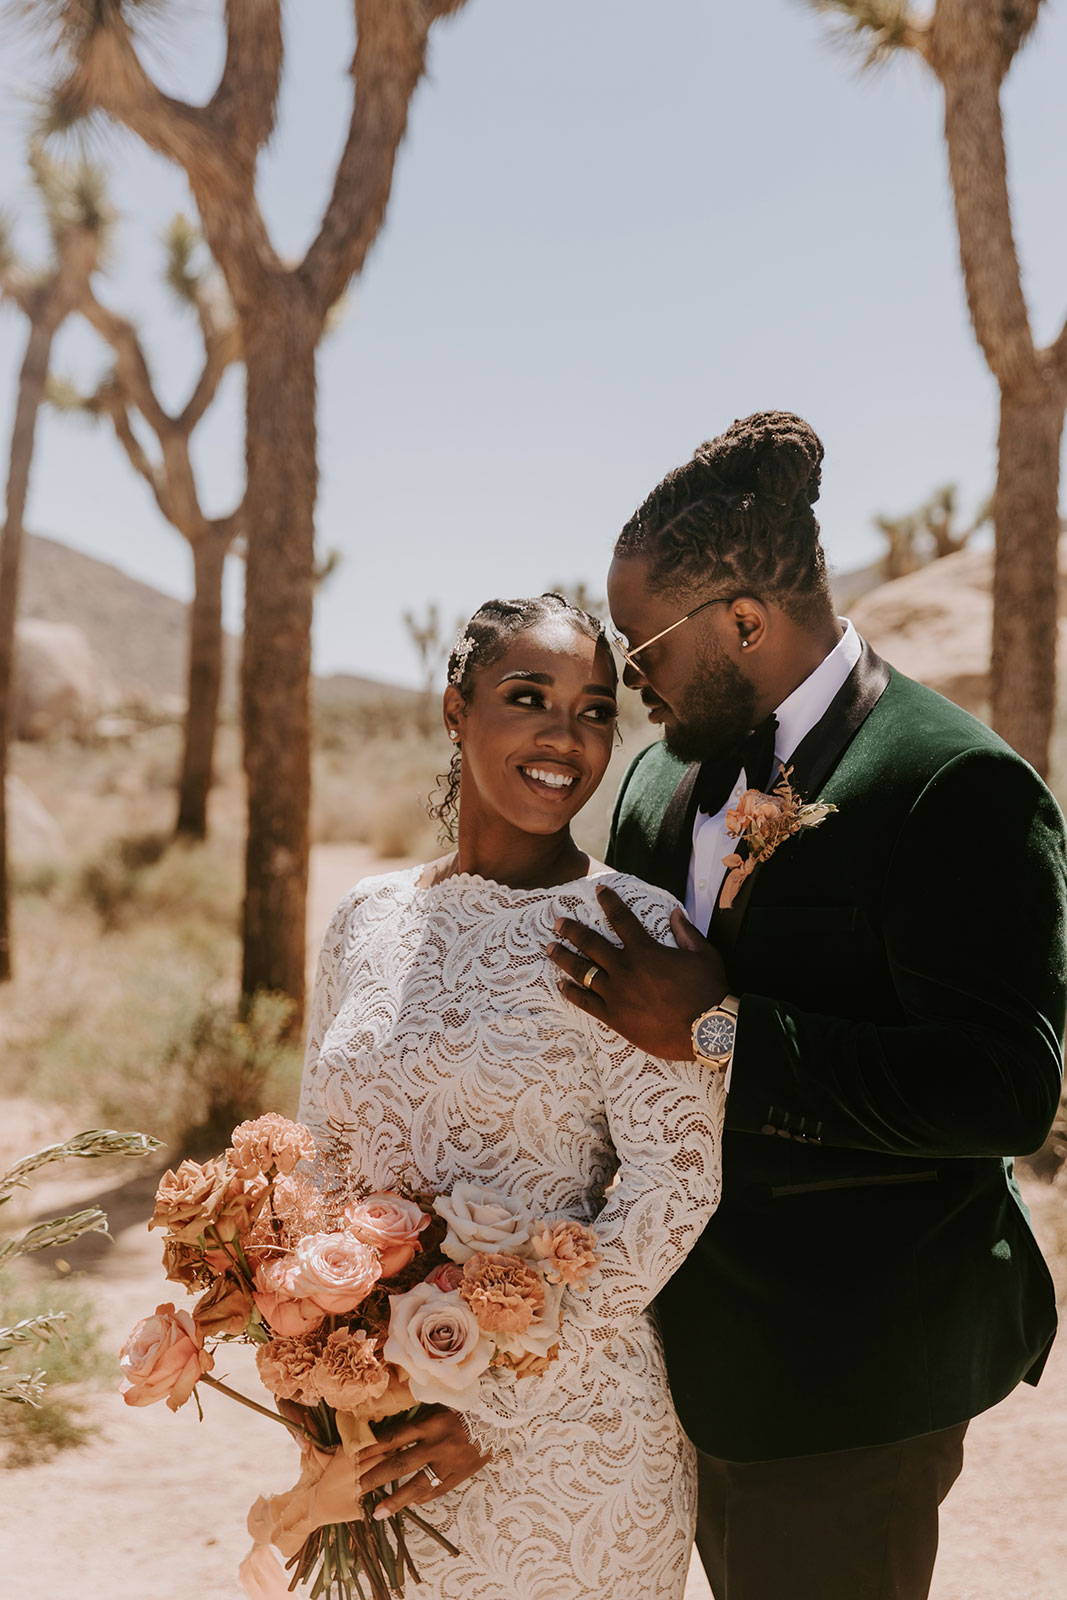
[607,555,758,764]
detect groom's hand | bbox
[548,884,729,1059]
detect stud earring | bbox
[448,729,459,742]
[740,638,750,649]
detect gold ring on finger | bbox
[582,963,601,990]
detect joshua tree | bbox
[873,483,991,580]
[53,215,243,840]
[0,145,110,982]
[37,0,471,1024]
[804,1,1067,775]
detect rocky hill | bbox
[19,533,415,714]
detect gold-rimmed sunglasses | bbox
[607,596,737,674]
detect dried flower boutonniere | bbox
[720,767,837,909]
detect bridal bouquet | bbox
[119,1114,599,1600]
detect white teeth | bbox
[522,767,576,789]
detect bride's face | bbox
[447,621,618,836]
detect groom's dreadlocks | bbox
[615,411,833,628]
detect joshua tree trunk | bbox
[176,527,231,840]
[0,316,60,979]
[239,295,319,1006]
[990,384,1065,769]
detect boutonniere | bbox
[720,766,837,909]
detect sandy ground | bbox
[2,842,1065,1599]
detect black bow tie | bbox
[695,713,780,816]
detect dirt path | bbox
[2,843,1064,1598]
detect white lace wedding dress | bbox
[298,866,725,1600]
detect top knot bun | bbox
[695,410,823,510]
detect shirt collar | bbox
[771,619,862,770]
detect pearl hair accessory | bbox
[448,628,476,687]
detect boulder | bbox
[849,539,1067,715]
[13,618,109,740]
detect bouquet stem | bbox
[199,1373,319,1445]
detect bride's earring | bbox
[448,729,459,742]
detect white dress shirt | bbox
[684,620,862,933]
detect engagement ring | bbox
[422,1465,444,1489]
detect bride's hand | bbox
[356,1405,490,1517]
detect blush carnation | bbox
[256,1331,325,1406]
[459,1252,546,1334]
[119,1303,214,1411]
[227,1114,317,1179]
[343,1193,431,1278]
[313,1327,392,1412]
[288,1232,382,1315]
[528,1220,600,1291]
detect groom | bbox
[548,412,1066,1600]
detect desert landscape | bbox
[0,537,1065,1598]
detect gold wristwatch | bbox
[691,994,740,1071]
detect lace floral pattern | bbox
[299,867,725,1600]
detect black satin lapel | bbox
[786,639,891,800]
[708,639,891,961]
[654,762,701,904]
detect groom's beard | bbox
[661,641,759,767]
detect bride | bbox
[297,592,724,1600]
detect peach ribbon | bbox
[238,1382,416,1600]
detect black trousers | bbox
[695,1423,968,1600]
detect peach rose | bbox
[313,1327,392,1412]
[459,1252,546,1334]
[433,1183,531,1263]
[288,1232,382,1315]
[343,1193,431,1278]
[529,1219,600,1291]
[149,1157,230,1242]
[119,1303,214,1411]
[192,1274,255,1338]
[252,1255,326,1336]
[383,1283,493,1406]
[227,1114,317,1179]
[255,1331,326,1405]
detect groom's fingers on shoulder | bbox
[550,915,615,964]
[595,884,650,944]
[555,976,608,1021]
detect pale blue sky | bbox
[1,1,1064,687]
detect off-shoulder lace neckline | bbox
[407,863,615,899]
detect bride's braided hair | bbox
[615,411,832,625]
[429,593,612,843]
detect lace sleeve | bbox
[564,1009,725,1340]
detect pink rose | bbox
[119,1303,214,1411]
[343,1193,431,1278]
[252,1255,327,1336]
[288,1232,382,1315]
[227,1114,317,1179]
[432,1182,531,1263]
[383,1283,493,1406]
[425,1262,465,1292]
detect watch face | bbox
[695,1010,736,1062]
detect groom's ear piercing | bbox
[740,638,750,649]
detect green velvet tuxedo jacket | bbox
[607,643,1066,1462]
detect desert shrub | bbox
[76,830,169,930]
[0,1270,110,1466]
[171,993,304,1156]
[75,829,239,934]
